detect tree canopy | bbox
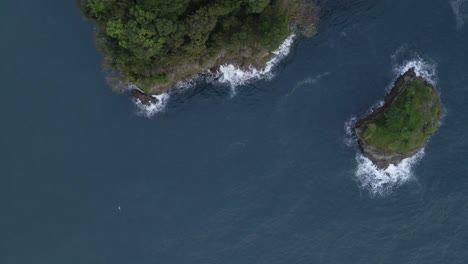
[78,0,318,92]
[361,79,442,154]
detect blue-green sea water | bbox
[1,0,468,263]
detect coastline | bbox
[130,34,297,115]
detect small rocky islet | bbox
[354,68,442,169]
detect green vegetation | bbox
[77,0,318,93]
[360,78,442,154]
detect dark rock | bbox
[355,139,420,169]
[130,89,159,106]
[208,66,219,74]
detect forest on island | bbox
[78,0,318,92]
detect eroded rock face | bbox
[354,68,440,169]
[356,139,420,169]
[130,89,159,106]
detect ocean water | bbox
[1,0,468,263]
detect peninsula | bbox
[355,68,442,169]
[77,0,319,103]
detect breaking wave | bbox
[135,93,170,118]
[393,58,437,85]
[355,150,424,196]
[217,34,295,96]
[390,46,437,85]
[347,112,424,196]
[131,34,295,116]
[174,74,217,92]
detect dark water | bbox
[2,0,468,263]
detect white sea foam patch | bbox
[450,0,468,28]
[364,100,385,116]
[173,73,217,92]
[346,57,436,195]
[134,93,170,118]
[217,34,295,95]
[344,116,358,147]
[393,58,437,85]
[295,72,331,87]
[355,150,424,196]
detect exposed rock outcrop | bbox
[130,89,159,106]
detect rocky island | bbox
[354,68,442,169]
[77,0,319,104]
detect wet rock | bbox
[130,89,158,106]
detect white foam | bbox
[450,0,468,28]
[364,100,385,116]
[346,114,425,195]
[174,73,216,92]
[134,93,170,118]
[285,72,331,97]
[393,58,437,85]
[355,150,424,196]
[217,34,295,95]
[346,56,437,195]
[295,72,331,87]
[174,79,197,91]
[217,64,264,96]
[127,84,143,93]
[344,116,358,147]
[129,34,295,113]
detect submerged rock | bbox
[130,89,159,106]
[354,68,442,169]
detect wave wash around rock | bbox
[354,68,442,170]
[132,33,296,117]
[343,58,443,196]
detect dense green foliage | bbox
[360,79,441,154]
[78,0,318,92]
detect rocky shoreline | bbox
[79,0,319,99]
[128,34,296,106]
[354,68,441,169]
[127,57,266,106]
[130,89,160,106]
